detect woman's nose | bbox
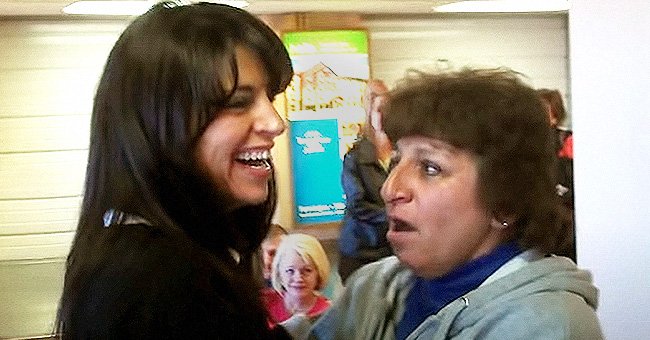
[255,98,285,137]
[381,163,411,206]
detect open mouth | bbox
[390,218,417,232]
[235,150,272,170]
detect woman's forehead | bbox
[396,136,458,154]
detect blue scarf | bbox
[395,242,522,340]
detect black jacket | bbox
[338,137,391,260]
[60,218,290,339]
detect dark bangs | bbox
[192,1,294,113]
[234,11,294,98]
[183,3,293,133]
[140,3,293,151]
[110,3,238,160]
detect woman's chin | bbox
[229,188,268,208]
[396,254,433,278]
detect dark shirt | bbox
[339,137,391,259]
[61,220,290,339]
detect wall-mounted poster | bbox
[283,30,369,225]
[290,119,345,223]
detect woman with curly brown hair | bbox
[309,69,602,340]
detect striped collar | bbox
[102,209,151,228]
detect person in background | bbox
[337,79,393,283]
[537,88,574,204]
[538,88,575,260]
[309,69,602,339]
[56,2,294,338]
[264,233,331,338]
[261,223,289,287]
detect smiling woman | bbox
[195,46,286,209]
[55,2,294,339]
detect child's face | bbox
[279,250,319,298]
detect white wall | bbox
[569,1,650,339]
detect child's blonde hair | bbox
[271,233,331,293]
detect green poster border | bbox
[283,30,368,55]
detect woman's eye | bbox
[422,161,441,176]
[285,268,294,275]
[225,90,254,109]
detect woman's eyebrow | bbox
[232,85,255,92]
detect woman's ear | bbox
[490,212,515,229]
[490,218,509,229]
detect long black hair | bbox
[57,2,293,337]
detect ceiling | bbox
[0,0,520,17]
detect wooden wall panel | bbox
[0,69,99,118]
[0,150,87,200]
[0,115,90,152]
[0,197,80,235]
[0,231,74,260]
[0,20,125,70]
[0,258,66,338]
[0,20,122,264]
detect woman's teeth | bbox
[236,150,272,170]
[237,150,270,161]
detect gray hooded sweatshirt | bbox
[309,251,603,340]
